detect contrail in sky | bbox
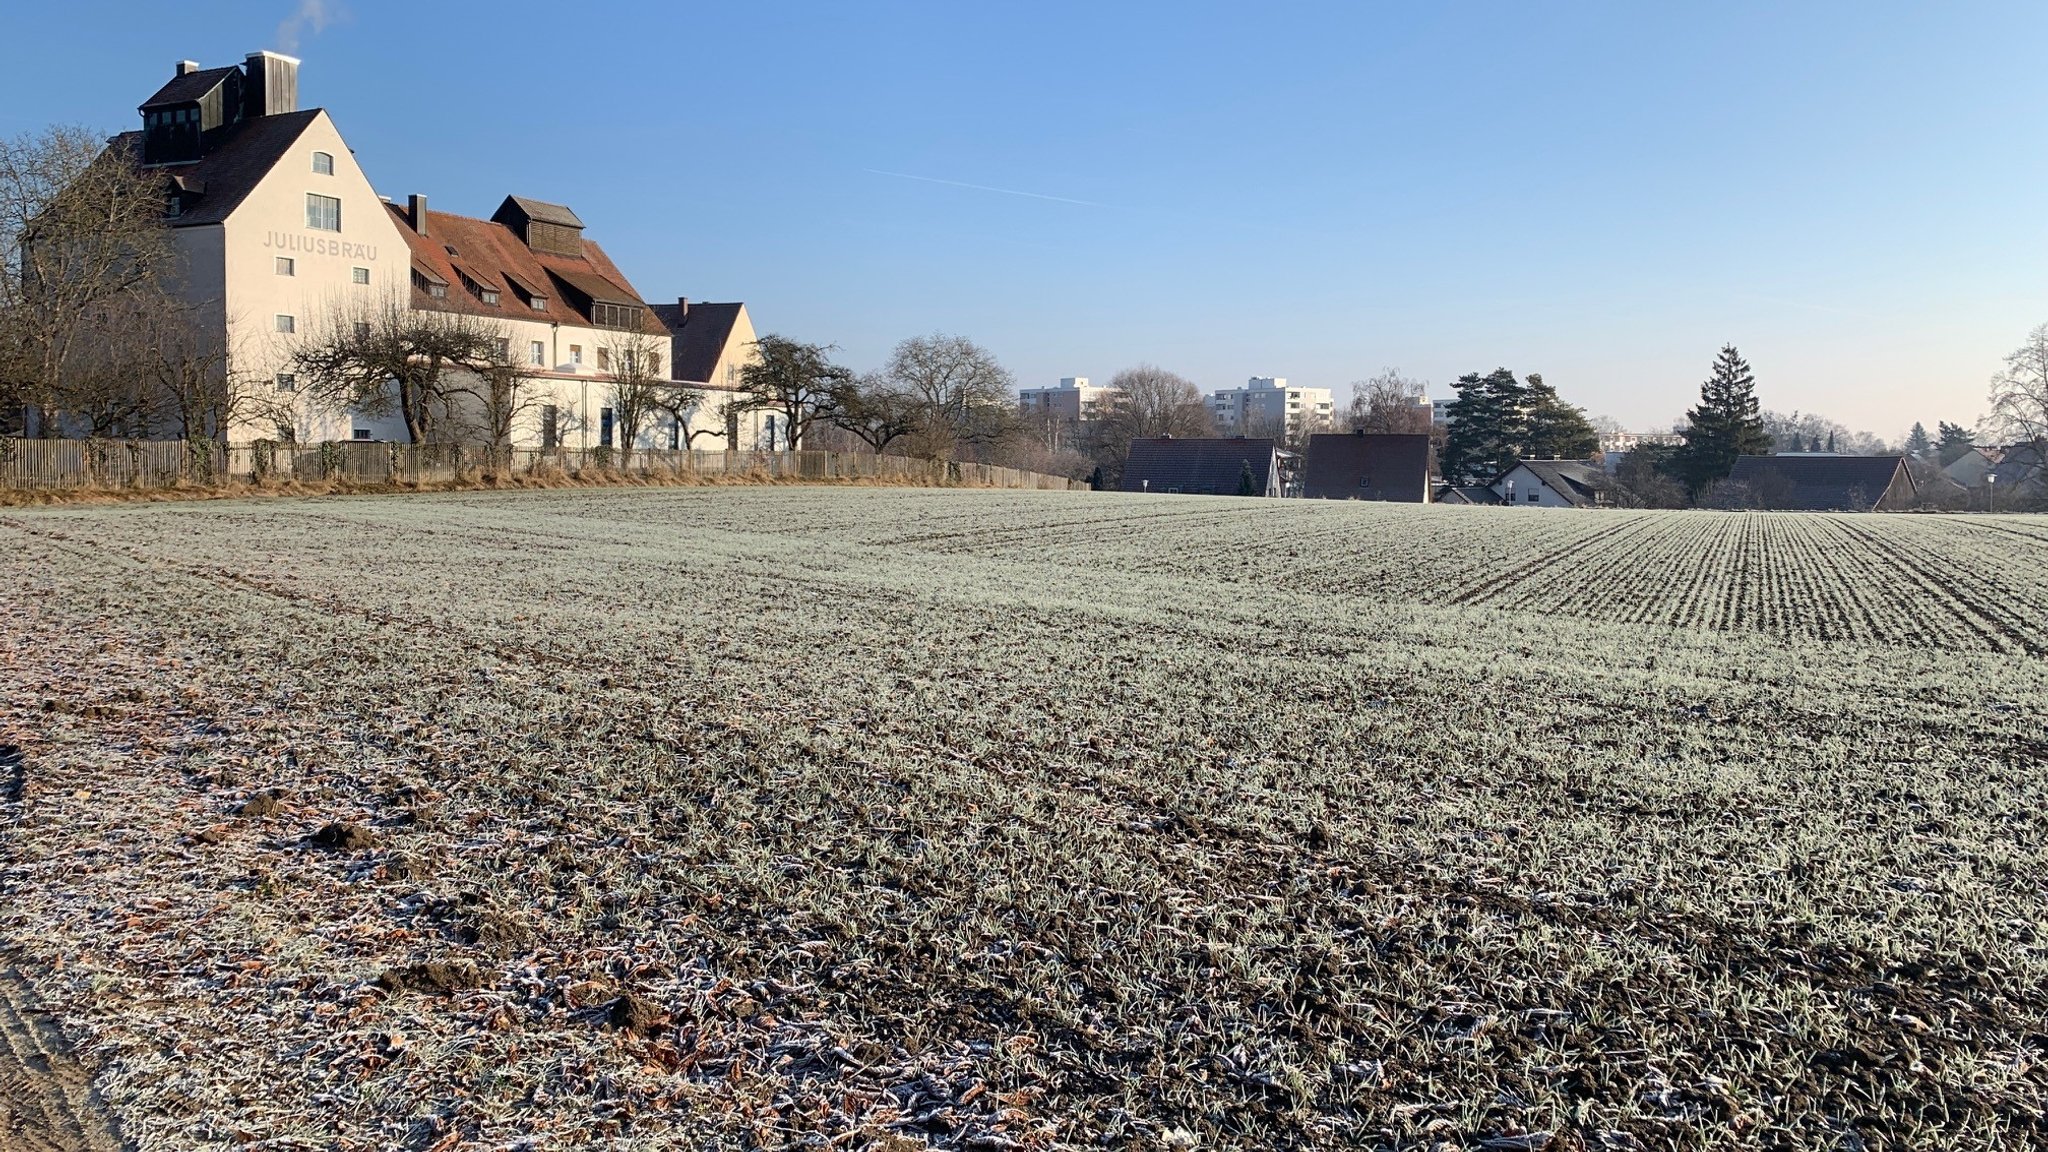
[862,169,1101,207]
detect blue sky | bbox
[7,1,2046,436]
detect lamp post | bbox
[1505,479,1516,506]
[1986,471,1998,514]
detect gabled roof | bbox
[387,201,664,335]
[649,302,748,385]
[498,196,584,229]
[1438,485,1502,505]
[1503,459,1614,507]
[1120,437,1278,496]
[1302,432,1433,501]
[109,109,322,223]
[139,66,238,109]
[1724,455,1914,510]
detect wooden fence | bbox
[0,438,1086,493]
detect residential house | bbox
[1722,455,1917,511]
[1943,447,1996,489]
[1301,432,1433,501]
[646,299,779,450]
[1121,437,1280,496]
[1491,459,1619,508]
[1435,484,1502,505]
[1209,377,1334,441]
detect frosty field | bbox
[2,488,2046,1150]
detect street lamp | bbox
[1505,479,1516,506]
[1986,471,1998,514]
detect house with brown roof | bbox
[1722,455,1916,511]
[97,50,777,451]
[1301,432,1433,501]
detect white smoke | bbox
[276,0,340,53]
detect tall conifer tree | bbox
[1677,344,1770,493]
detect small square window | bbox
[312,151,334,175]
[275,256,295,276]
[351,266,369,285]
[352,429,372,441]
[495,337,511,360]
[353,322,371,341]
[528,296,547,312]
[274,314,296,334]
[570,345,583,365]
[1527,492,1540,503]
[480,289,499,305]
[275,373,297,392]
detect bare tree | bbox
[290,292,506,444]
[735,334,853,451]
[0,126,179,435]
[597,329,697,463]
[1989,323,2048,455]
[821,372,921,454]
[1088,364,1214,483]
[1347,368,1432,434]
[877,334,1017,458]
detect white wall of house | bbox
[1492,464,1576,507]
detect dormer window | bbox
[528,296,547,312]
[312,151,333,175]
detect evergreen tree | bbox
[1826,430,1836,453]
[1522,373,1602,460]
[1676,344,1771,493]
[1440,368,1528,483]
[1936,421,1976,466]
[1904,422,1933,459]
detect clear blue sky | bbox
[7,1,2046,437]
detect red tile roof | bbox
[385,201,663,336]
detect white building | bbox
[1210,377,1334,439]
[121,51,773,450]
[1018,377,1119,424]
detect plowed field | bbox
[1,490,2044,1150]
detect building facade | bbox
[1018,377,1118,449]
[1209,377,1334,440]
[121,52,769,450]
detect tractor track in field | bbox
[0,960,124,1152]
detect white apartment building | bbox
[1209,377,1334,439]
[1018,377,1119,424]
[125,51,773,450]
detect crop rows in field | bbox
[1,489,2045,1151]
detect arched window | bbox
[312,151,334,175]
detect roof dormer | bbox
[491,196,585,256]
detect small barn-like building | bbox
[1121,437,1280,496]
[1724,455,1916,511]
[1302,432,1434,501]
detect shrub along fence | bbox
[0,438,1085,493]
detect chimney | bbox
[175,60,201,76]
[408,195,428,236]
[675,296,689,319]
[242,51,300,119]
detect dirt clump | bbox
[307,822,377,852]
[605,993,666,1035]
[235,791,285,818]
[377,961,482,996]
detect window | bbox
[1528,491,1540,503]
[529,341,545,366]
[540,405,560,450]
[650,353,661,377]
[275,256,295,276]
[352,266,370,285]
[495,337,511,361]
[668,418,680,450]
[569,345,583,366]
[528,295,547,312]
[597,348,611,372]
[354,322,371,341]
[275,373,297,393]
[480,288,499,305]
[274,314,296,334]
[312,151,334,175]
[305,193,341,231]
[591,302,643,330]
[600,407,614,447]
[352,428,372,441]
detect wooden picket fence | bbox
[0,438,1086,493]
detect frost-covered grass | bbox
[2,490,2045,1150]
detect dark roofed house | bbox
[1436,484,1502,505]
[1121,437,1280,497]
[1492,459,1619,508]
[1302,432,1433,501]
[649,299,750,386]
[1723,455,1917,511]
